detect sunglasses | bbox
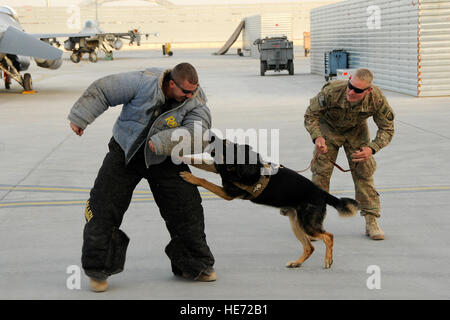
[347,80,370,94]
[170,75,198,95]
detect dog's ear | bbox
[209,133,216,144]
[205,133,223,158]
[208,136,227,163]
[204,133,215,156]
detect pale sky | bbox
[4,0,320,7]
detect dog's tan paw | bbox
[286,260,302,268]
[324,259,333,269]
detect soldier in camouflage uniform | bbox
[304,68,394,240]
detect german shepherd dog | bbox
[179,137,359,269]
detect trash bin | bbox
[254,35,294,76]
[324,49,348,81]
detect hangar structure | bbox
[16,1,338,48]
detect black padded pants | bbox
[81,138,215,280]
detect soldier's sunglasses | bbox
[170,75,198,95]
[347,80,370,94]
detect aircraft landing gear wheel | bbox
[23,73,32,91]
[70,53,81,63]
[89,52,98,63]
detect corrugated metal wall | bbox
[261,13,293,39]
[418,0,450,96]
[311,0,421,96]
[243,15,261,58]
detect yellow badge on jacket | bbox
[85,200,93,222]
[165,116,179,128]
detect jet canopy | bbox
[0,6,19,22]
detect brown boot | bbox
[183,268,217,282]
[90,278,108,292]
[196,270,217,282]
[364,215,385,240]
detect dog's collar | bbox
[232,163,274,200]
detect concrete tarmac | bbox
[0,48,449,300]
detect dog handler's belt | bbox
[232,163,274,200]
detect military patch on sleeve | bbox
[318,94,326,107]
[380,106,394,121]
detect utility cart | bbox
[254,35,294,76]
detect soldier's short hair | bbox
[355,68,373,84]
[171,62,198,85]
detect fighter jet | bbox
[34,20,157,63]
[0,5,62,91]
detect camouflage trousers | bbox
[311,120,381,217]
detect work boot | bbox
[183,268,217,282]
[364,215,385,240]
[196,270,217,282]
[90,278,108,292]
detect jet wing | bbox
[31,32,98,39]
[0,26,62,60]
[107,32,158,37]
[31,31,158,41]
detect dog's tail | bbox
[324,193,359,217]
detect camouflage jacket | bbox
[304,80,395,153]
